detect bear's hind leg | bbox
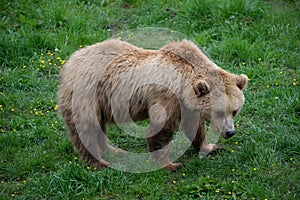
[63,110,111,169]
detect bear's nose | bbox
[225,131,235,138]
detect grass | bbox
[0,0,299,199]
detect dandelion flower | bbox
[11,108,15,112]
[290,158,294,161]
[253,168,257,171]
[182,173,186,177]
[172,180,176,184]
[215,189,220,193]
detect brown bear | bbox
[57,39,248,171]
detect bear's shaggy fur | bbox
[57,39,248,171]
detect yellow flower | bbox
[40,59,45,64]
[228,191,232,195]
[231,169,235,172]
[266,85,270,88]
[290,158,293,161]
[172,180,176,184]
[235,141,238,145]
[253,168,257,171]
[23,65,27,69]
[242,61,246,65]
[231,149,235,153]
[11,108,15,112]
[279,71,283,74]
[54,105,58,110]
[182,173,186,177]
[258,58,262,61]
[215,189,220,193]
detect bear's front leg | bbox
[184,119,223,155]
[197,120,224,155]
[146,124,184,171]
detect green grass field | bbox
[1,0,299,199]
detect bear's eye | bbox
[232,110,238,117]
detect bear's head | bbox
[192,70,248,139]
[161,39,248,139]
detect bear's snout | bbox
[225,130,235,138]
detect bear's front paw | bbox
[200,144,224,157]
[164,162,185,172]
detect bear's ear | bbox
[236,74,248,90]
[194,80,210,97]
